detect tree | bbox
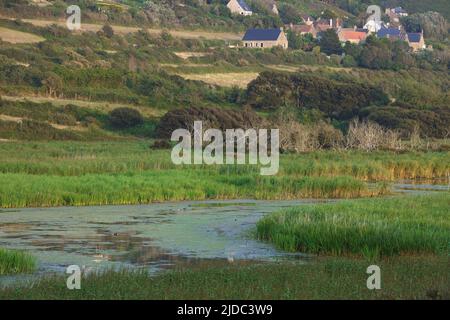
[278,3,302,24]
[342,55,357,67]
[287,31,315,50]
[319,29,342,55]
[402,12,448,40]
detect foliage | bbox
[109,107,144,129]
[319,29,343,56]
[246,71,389,120]
[156,106,264,138]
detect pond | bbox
[0,180,447,286]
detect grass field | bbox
[0,141,448,207]
[0,26,44,43]
[17,18,242,40]
[1,95,164,118]
[257,194,450,257]
[0,248,36,275]
[179,72,259,88]
[0,256,447,299]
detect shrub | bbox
[346,119,402,151]
[156,106,264,139]
[109,107,144,129]
[50,112,77,126]
[151,139,171,149]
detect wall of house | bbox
[243,34,288,49]
[227,0,252,16]
[409,38,425,52]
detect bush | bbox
[50,112,77,126]
[346,119,401,151]
[109,107,144,129]
[156,106,264,139]
[151,139,171,149]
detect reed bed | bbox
[0,141,448,207]
[0,248,36,275]
[256,194,450,257]
[0,172,381,208]
[0,142,447,180]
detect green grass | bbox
[257,194,450,258]
[0,257,448,300]
[0,171,379,207]
[0,141,448,207]
[0,248,36,275]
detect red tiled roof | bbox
[339,30,367,41]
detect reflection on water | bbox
[0,180,447,285]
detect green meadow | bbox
[0,141,448,208]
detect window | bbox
[261,43,264,47]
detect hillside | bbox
[0,0,354,31]
[0,0,448,142]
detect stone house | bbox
[227,0,252,16]
[242,28,288,49]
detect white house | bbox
[363,19,383,33]
[227,0,253,16]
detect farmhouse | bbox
[407,32,426,52]
[377,26,406,41]
[287,23,318,38]
[227,0,252,16]
[338,28,368,44]
[385,7,408,23]
[242,28,288,49]
[287,18,341,39]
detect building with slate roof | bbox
[407,31,425,52]
[242,28,288,49]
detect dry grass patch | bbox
[180,72,259,88]
[18,19,241,40]
[174,52,210,59]
[0,27,44,44]
[1,96,164,118]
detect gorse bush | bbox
[109,107,144,129]
[246,71,389,119]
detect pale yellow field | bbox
[17,18,242,40]
[174,52,211,59]
[0,27,45,43]
[179,72,259,88]
[1,95,165,118]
